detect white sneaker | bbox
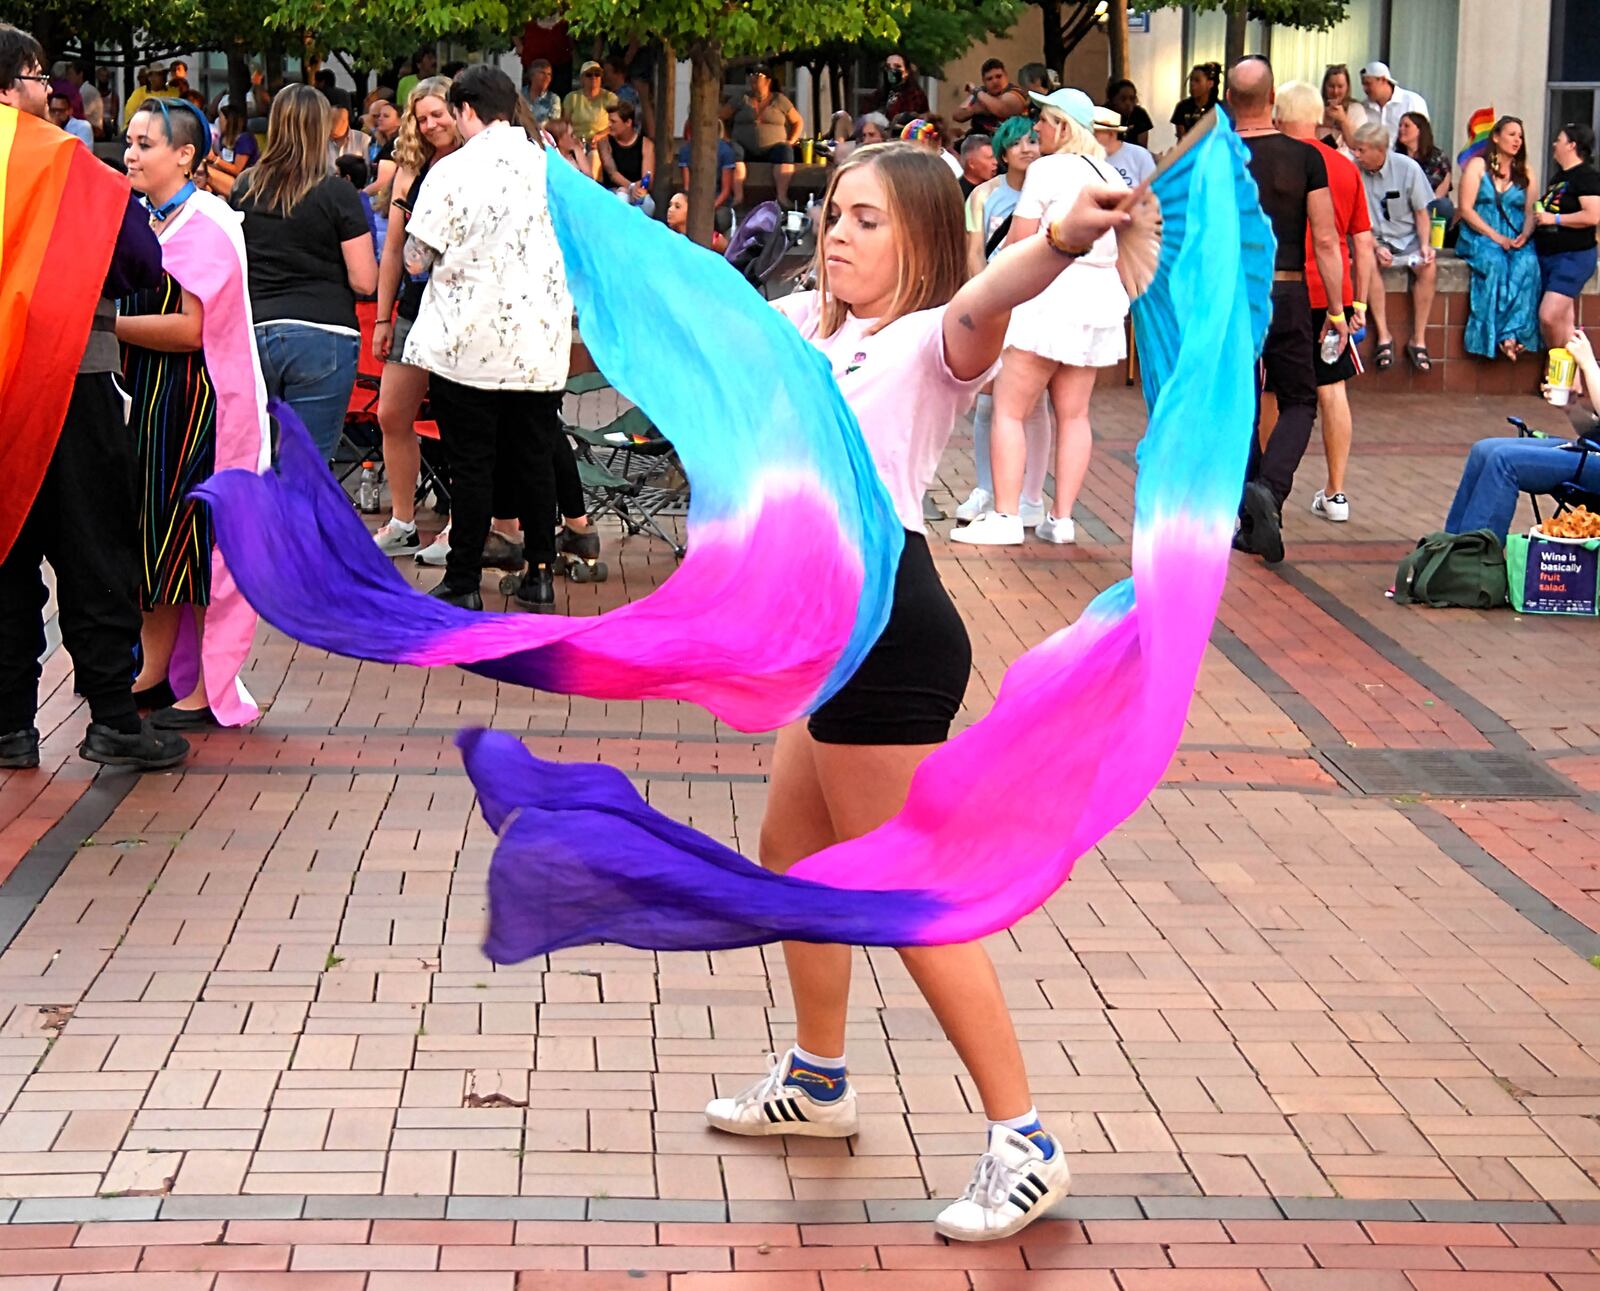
[1035,514,1076,544]
[955,488,993,524]
[1019,498,1046,528]
[374,520,420,555]
[414,533,451,567]
[1312,490,1350,523]
[704,1050,859,1139]
[950,512,1025,546]
[934,1125,1072,1243]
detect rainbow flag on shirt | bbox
[1456,106,1496,168]
[0,104,130,562]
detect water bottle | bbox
[1320,329,1344,365]
[1405,252,1426,268]
[358,462,380,513]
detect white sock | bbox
[387,518,416,532]
[792,1044,845,1069]
[995,1107,1040,1133]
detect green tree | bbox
[1134,0,1349,67]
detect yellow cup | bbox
[1430,216,1446,249]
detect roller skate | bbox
[481,530,525,571]
[555,524,608,583]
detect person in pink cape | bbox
[116,98,269,730]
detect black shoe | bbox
[1242,481,1284,564]
[513,564,555,609]
[556,525,600,561]
[132,680,177,711]
[148,704,219,731]
[429,581,483,611]
[0,727,41,770]
[79,720,188,770]
[1231,530,1253,554]
[482,532,525,571]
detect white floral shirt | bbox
[404,121,572,391]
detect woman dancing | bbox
[703,140,1128,1242]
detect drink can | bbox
[1430,215,1446,249]
[1546,346,1576,406]
[799,138,814,165]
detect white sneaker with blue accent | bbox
[934,1125,1072,1242]
[704,1049,859,1138]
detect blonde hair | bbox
[813,142,968,340]
[1039,106,1104,160]
[1274,80,1323,128]
[393,76,456,171]
[245,84,332,217]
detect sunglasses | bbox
[582,71,601,78]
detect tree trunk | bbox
[1225,0,1249,66]
[809,62,822,138]
[1108,0,1130,81]
[227,48,251,115]
[1040,0,1065,82]
[687,41,722,248]
[653,39,676,224]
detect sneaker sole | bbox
[77,745,187,771]
[1243,483,1284,564]
[934,1167,1073,1243]
[705,1109,858,1139]
[0,756,40,770]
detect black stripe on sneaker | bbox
[1007,1189,1037,1213]
[1025,1172,1048,1196]
[787,1099,807,1122]
[776,1100,795,1122]
[764,1102,782,1123]
[1013,1179,1040,1203]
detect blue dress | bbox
[1456,168,1541,358]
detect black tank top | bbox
[610,132,645,183]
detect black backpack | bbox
[1393,530,1509,608]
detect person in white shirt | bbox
[404,64,577,612]
[46,89,92,145]
[1359,61,1428,148]
[1092,106,1153,189]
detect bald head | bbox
[1226,57,1274,117]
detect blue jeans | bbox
[253,322,359,462]
[1445,436,1600,539]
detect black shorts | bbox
[1311,307,1360,386]
[1260,280,1318,405]
[807,531,971,746]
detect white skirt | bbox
[1005,261,1129,368]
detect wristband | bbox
[1351,300,1367,312]
[1045,218,1093,258]
[1326,309,1345,321]
[1557,213,1563,227]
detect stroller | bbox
[724,201,791,295]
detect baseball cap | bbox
[579,60,602,75]
[1091,106,1127,133]
[1360,60,1393,82]
[1029,87,1096,129]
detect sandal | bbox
[1405,343,1432,372]
[1375,341,1394,371]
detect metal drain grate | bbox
[1317,749,1579,799]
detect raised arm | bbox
[942,184,1130,380]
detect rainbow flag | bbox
[1457,106,1495,168]
[0,105,130,562]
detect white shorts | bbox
[1004,262,1129,369]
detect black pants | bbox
[429,376,564,592]
[1245,280,1319,514]
[0,373,142,733]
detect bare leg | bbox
[990,349,1056,515]
[1540,291,1576,351]
[1319,381,1352,495]
[1047,365,1098,522]
[134,605,183,692]
[377,362,429,526]
[1369,279,1391,347]
[774,163,794,207]
[1411,261,1438,346]
[172,608,207,710]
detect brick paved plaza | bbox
[5,386,1600,1287]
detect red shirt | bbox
[1304,137,1370,310]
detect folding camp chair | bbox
[1506,415,1600,524]
[562,370,688,557]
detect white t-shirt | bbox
[1015,151,1123,268]
[1105,141,1155,190]
[405,121,572,391]
[1374,86,1429,147]
[774,291,996,534]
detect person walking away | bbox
[1359,61,1427,147]
[954,88,1128,548]
[1275,81,1377,525]
[1354,122,1438,371]
[233,85,378,463]
[1318,63,1368,151]
[706,137,1131,1243]
[117,98,271,731]
[1094,107,1154,189]
[403,64,580,611]
[1456,114,1541,361]
[722,64,803,207]
[563,60,618,180]
[1171,62,1220,141]
[0,24,188,771]
[955,118,1054,528]
[1104,79,1153,149]
[950,57,1027,136]
[1396,112,1452,225]
[1226,57,1348,565]
[1535,123,1600,349]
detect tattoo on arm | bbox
[404,233,439,275]
[959,312,976,331]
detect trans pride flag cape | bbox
[0,105,130,562]
[206,117,1272,953]
[155,192,271,726]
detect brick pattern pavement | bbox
[5,388,1600,1280]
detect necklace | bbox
[143,180,195,223]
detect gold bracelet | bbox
[1045,217,1094,258]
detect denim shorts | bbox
[1539,246,1599,299]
